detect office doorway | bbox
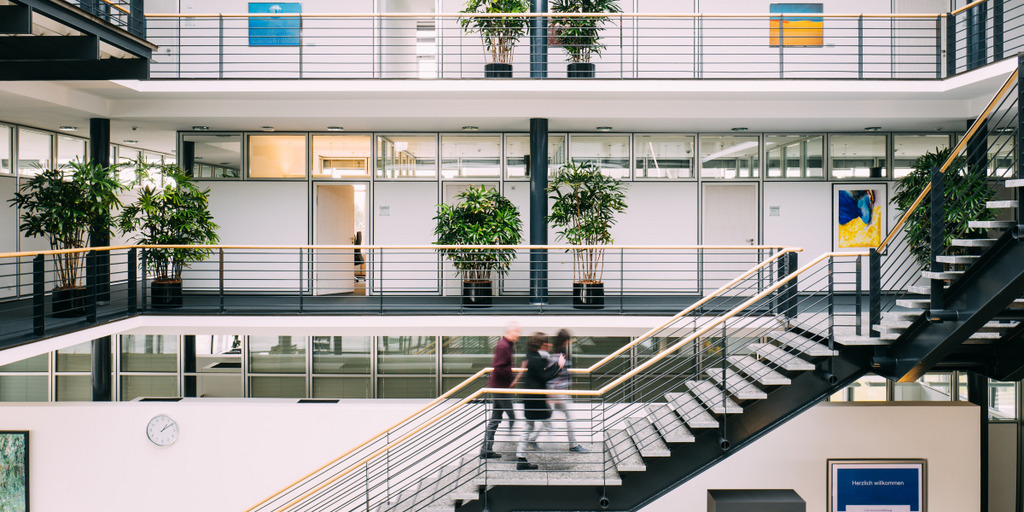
[702,183,758,245]
[314,183,368,295]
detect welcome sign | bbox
[828,460,926,512]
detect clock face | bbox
[146,414,179,447]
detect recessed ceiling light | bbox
[462,126,478,131]
[192,125,210,131]
[864,126,882,131]
[123,139,138,144]
[327,126,344,132]
[596,126,613,132]
[58,126,77,132]
[261,126,275,132]
[731,127,748,132]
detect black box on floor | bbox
[708,489,805,512]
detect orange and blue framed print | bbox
[770,3,824,47]
[836,187,884,249]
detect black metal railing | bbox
[68,0,146,38]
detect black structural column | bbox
[529,0,548,78]
[183,335,197,397]
[966,371,989,512]
[89,118,114,402]
[530,118,549,304]
[91,337,112,401]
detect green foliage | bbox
[0,433,26,512]
[550,0,622,63]
[460,0,531,64]
[547,160,627,282]
[8,160,125,289]
[117,161,220,281]
[892,147,996,268]
[434,185,523,282]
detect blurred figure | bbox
[515,332,564,470]
[480,321,520,460]
[548,329,587,452]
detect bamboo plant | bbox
[550,0,622,63]
[433,185,523,283]
[460,0,531,64]
[547,160,627,284]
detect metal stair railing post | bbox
[718,320,728,450]
[32,254,44,336]
[86,250,97,323]
[930,164,946,310]
[827,255,836,378]
[298,248,304,313]
[935,15,942,78]
[869,248,881,338]
[858,14,864,79]
[219,248,226,313]
[140,248,147,312]
[855,254,862,336]
[1018,52,1024,235]
[946,13,956,76]
[128,248,137,315]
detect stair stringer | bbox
[457,347,873,512]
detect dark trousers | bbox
[481,393,515,454]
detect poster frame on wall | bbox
[827,458,926,512]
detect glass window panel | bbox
[120,375,178,401]
[830,134,887,179]
[766,135,823,179]
[505,134,566,179]
[634,134,694,179]
[441,335,498,374]
[57,340,94,372]
[0,354,48,372]
[312,336,371,374]
[248,134,307,178]
[56,375,91,401]
[893,134,950,179]
[18,128,51,175]
[121,335,178,372]
[312,376,372,398]
[57,135,87,167]
[990,379,1017,420]
[441,376,487,399]
[312,134,372,178]
[441,135,501,179]
[378,336,436,374]
[572,336,631,371]
[0,124,12,174]
[845,374,888,401]
[249,336,306,374]
[250,376,306,398]
[700,135,760,179]
[0,375,47,401]
[376,134,437,179]
[986,133,1015,178]
[569,135,630,179]
[193,335,243,398]
[181,133,241,179]
[894,373,952,401]
[958,373,968,401]
[378,377,435,398]
[636,336,697,377]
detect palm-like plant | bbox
[434,185,523,283]
[460,0,531,64]
[547,160,627,283]
[550,0,622,63]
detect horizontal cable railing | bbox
[66,0,145,38]
[947,0,1024,76]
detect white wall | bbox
[644,402,980,512]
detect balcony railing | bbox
[144,1,1024,80]
[69,0,145,38]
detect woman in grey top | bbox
[548,329,587,453]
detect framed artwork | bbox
[833,183,887,250]
[0,431,28,512]
[828,459,926,512]
[248,3,302,47]
[770,3,824,47]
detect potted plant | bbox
[547,160,627,308]
[9,160,124,317]
[893,147,995,269]
[117,162,220,308]
[460,0,531,77]
[434,185,523,306]
[550,0,622,78]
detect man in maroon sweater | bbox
[480,321,520,459]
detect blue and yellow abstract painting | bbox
[769,3,824,47]
[838,189,881,248]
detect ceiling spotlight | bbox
[58,126,78,132]
[261,126,275,132]
[731,127,748,132]
[327,126,344,132]
[596,126,613,132]
[123,139,138,144]
[864,126,882,132]
[462,126,479,131]
[192,125,210,131]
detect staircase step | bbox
[452,456,482,501]
[664,392,719,429]
[968,220,1015,229]
[935,255,979,265]
[767,331,838,357]
[748,343,816,371]
[922,270,963,280]
[966,332,1003,343]
[626,417,672,457]
[980,320,1020,331]
[685,380,743,414]
[883,309,923,320]
[606,429,645,472]
[950,238,996,247]
[1006,178,1024,188]
[833,334,892,346]
[431,465,463,504]
[895,298,931,309]
[727,355,791,386]
[705,368,768,400]
[987,199,1018,209]
[645,403,695,443]
[907,285,934,295]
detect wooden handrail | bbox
[951,0,988,16]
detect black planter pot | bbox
[567,62,595,78]
[151,280,183,309]
[462,280,493,307]
[869,166,884,178]
[484,63,513,78]
[573,281,604,309]
[52,287,87,318]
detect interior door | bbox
[315,183,368,295]
[702,183,759,292]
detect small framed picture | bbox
[832,183,888,251]
[0,431,29,512]
[827,459,926,512]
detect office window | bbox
[248,134,307,178]
[312,135,372,178]
[376,134,437,179]
[831,374,888,401]
[312,377,372,398]
[56,340,93,372]
[441,335,498,374]
[505,134,566,179]
[441,135,501,179]
[377,335,436,374]
[893,134,950,179]
[700,135,759,179]
[569,135,630,179]
[766,135,823,179]
[634,134,694,179]
[251,376,306,398]
[894,372,953,401]
[0,376,47,402]
[121,335,178,372]
[18,128,51,175]
[572,336,632,391]
[830,134,887,179]
[0,124,11,174]
[312,336,371,374]
[0,354,47,373]
[181,133,242,179]
[986,132,1015,178]
[55,375,91,401]
[121,375,178,401]
[57,135,87,167]
[990,379,1017,420]
[249,335,305,374]
[193,334,243,398]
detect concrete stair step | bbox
[950,238,996,247]
[704,368,768,400]
[606,429,645,472]
[664,391,719,429]
[645,403,695,443]
[987,199,1018,209]
[685,380,743,414]
[748,343,816,371]
[922,270,963,280]
[935,255,979,265]
[626,417,671,458]
[766,331,838,357]
[968,220,1015,229]
[907,285,934,295]
[1006,178,1024,188]
[980,320,1020,332]
[883,309,923,320]
[895,298,931,309]
[833,334,892,346]
[727,355,791,386]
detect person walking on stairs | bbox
[548,329,587,453]
[516,333,564,470]
[480,322,521,460]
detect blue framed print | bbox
[248,3,302,47]
[828,459,926,512]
